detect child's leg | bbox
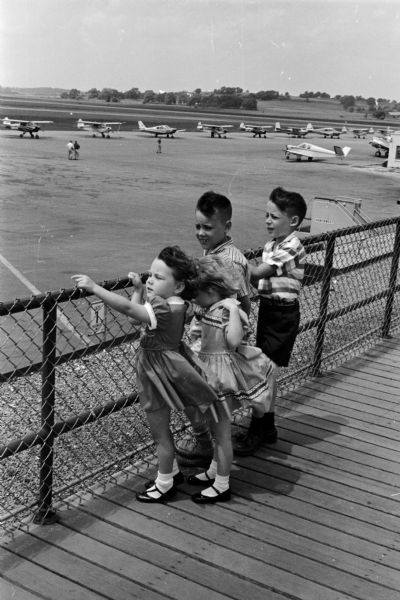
[198,419,232,497]
[146,406,174,475]
[175,405,214,467]
[137,406,178,501]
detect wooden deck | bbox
[1,337,400,600]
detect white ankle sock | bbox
[201,474,230,497]
[154,471,173,494]
[194,459,218,481]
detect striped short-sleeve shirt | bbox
[207,236,250,300]
[257,232,306,301]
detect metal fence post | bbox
[382,221,400,338]
[311,234,336,377]
[33,295,58,524]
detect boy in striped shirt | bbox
[176,191,251,467]
[234,187,307,455]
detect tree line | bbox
[58,86,399,118]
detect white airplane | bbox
[310,125,347,139]
[346,126,375,139]
[274,122,313,138]
[137,120,185,138]
[369,136,390,158]
[197,121,233,138]
[239,122,273,138]
[77,118,123,138]
[2,117,53,138]
[284,142,352,162]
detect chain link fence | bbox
[1,216,399,537]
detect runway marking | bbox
[0,252,91,345]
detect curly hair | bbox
[193,254,241,298]
[157,246,198,300]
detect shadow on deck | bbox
[1,337,400,600]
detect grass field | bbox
[0,96,399,302]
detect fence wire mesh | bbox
[1,217,399,537]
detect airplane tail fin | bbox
[138,121,145,130]
[77,118,84,129]
[334,146,351,158]
[275,122,280,131]
[197,121,203,130]
[239,122,245,130]
[341,126,348,134]
[306,123,313,131]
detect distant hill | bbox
[0,86,67,97]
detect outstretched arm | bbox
[71,274,150,323]
[250,262,277,284]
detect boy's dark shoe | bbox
[175,435,214,468]
[233,413,278,456]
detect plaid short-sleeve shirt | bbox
[207,236,250,300]
[257,232,305,302]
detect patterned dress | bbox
[136,295,219,418]
[198,300,273,419]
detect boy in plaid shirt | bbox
[234,187,307,455]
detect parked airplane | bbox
[2,117,53,138]
[369,136,390,158]
[137,121,185,138]
[197,121,233,138]
[346,126,374,139]
[77,118,123,138]
[274,122,313,138]
[310,125,347,139]
[239,122,273,138]
[284,142,352,161]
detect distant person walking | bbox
[73,140,80,160]
[156,139,162,154]
[67,140,74,160]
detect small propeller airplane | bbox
[369,136,390,158]
[2,117,53,138]
[284,142,352,162]
[309,125,347,139]
[197,121,233,138]
[137,120,185,138]
[346,126,374,139]
[239,122,273,138]
[77,118,123,138]
[274,122,313,138]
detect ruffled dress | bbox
[198,300,273,419]
[136,295,219,419]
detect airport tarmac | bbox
[0,128,399,301]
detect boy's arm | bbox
[250,262,277,284]
[72,274,151,323]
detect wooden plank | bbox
[0,577,43,600]
[108,482,400,600]
[76,484,400,571]
[301,378,400,412]
[290,383,399,419]
[59,503,287,600]
[229,462,400,543]
[27,525,232,600]
[0,545,106,599]
[278,393,400,438]
[276,411,400,453]
[269,435,400,481]
[2,528,168,600]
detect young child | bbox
[187,254,273,504]
[233,186,307,456]
[72,245,220,504]
[175,190,252,468]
